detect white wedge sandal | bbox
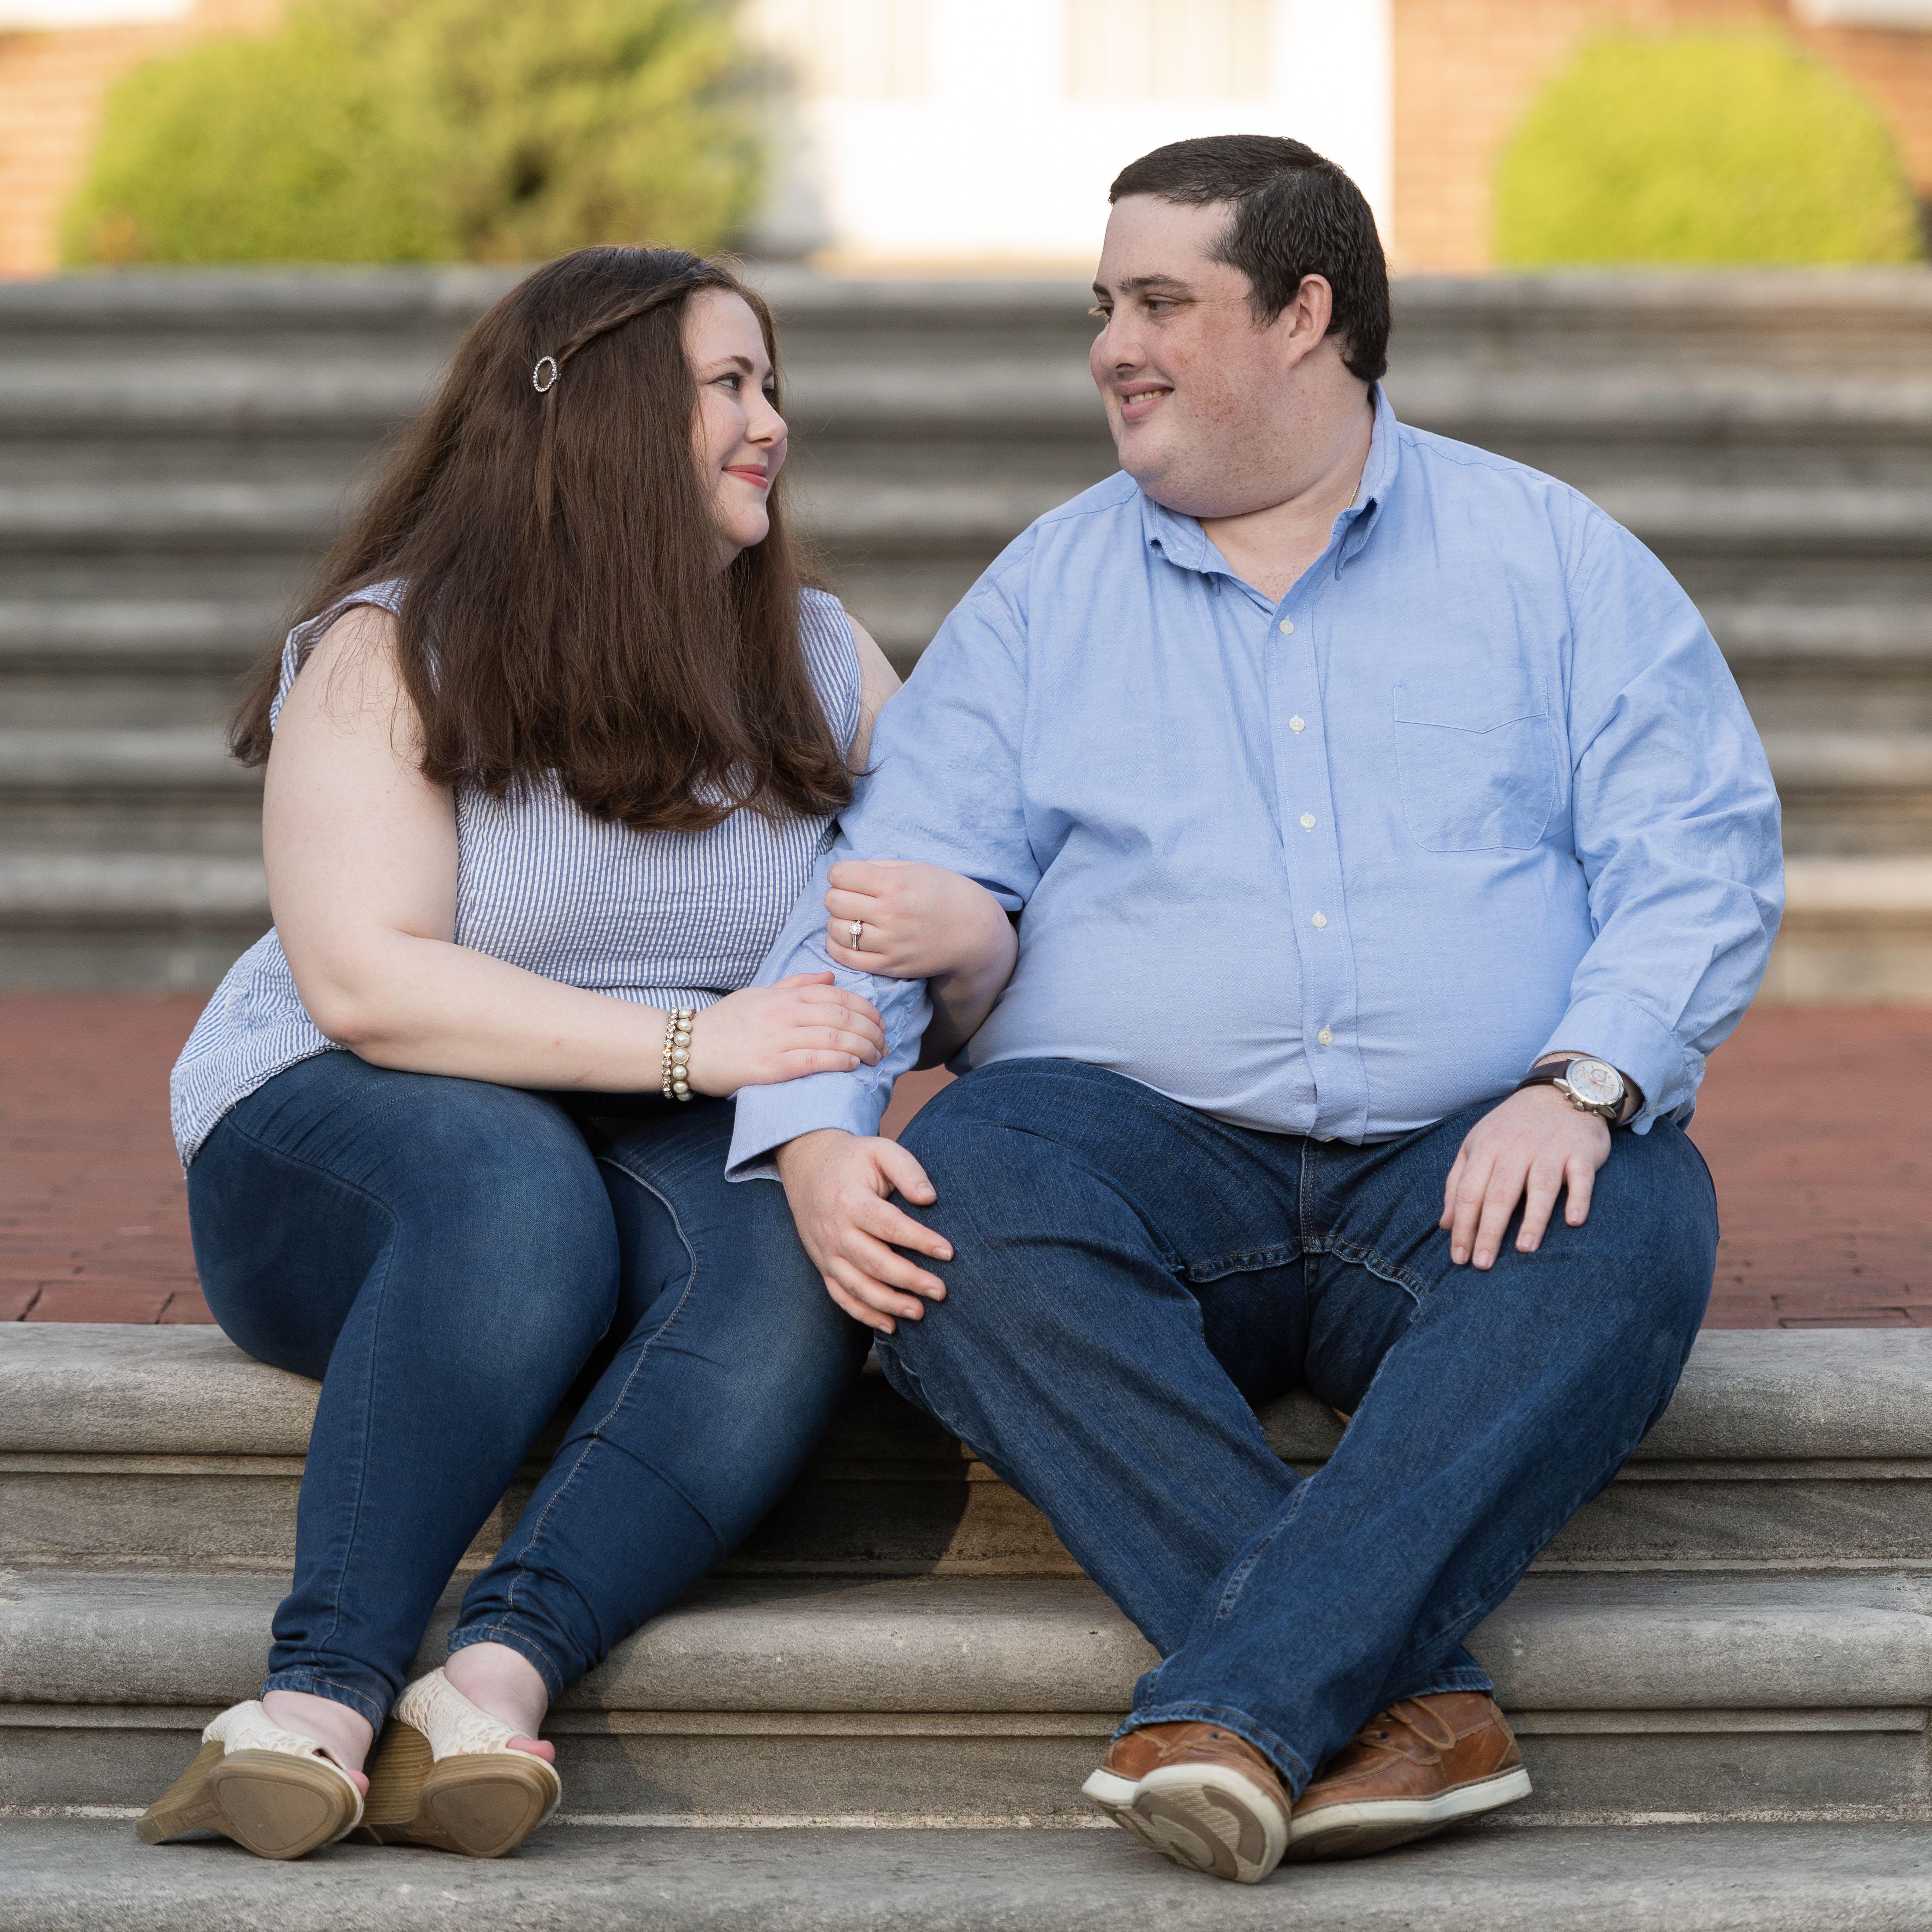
[357,1667,561,1859]
[136,1701,366,1860]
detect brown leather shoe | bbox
[1285,1692,1531,1862]
[1082,1721,1290,1884]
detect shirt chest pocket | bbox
[1392,674,1557,853]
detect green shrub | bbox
[1495,32,1923,267]
[63,0,763,265]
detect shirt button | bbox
[1311,912,1328,929]
[1300,813,1316,829]
[1317,1026,1333,1046]
[1278,618,1294,634]
[1289,716,1305,733]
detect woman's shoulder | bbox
[797,584,851,633]
[269,582,409,733]
[794,589,865,756]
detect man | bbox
[729,136,1782,1885]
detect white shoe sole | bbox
[1083,1761,1287,1885]
[1284,1764,1533,1862]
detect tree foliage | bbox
[1495,32,1923,267]
[64,0,763,264]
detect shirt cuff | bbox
[1539,994,1696,1134]
[726,1069,892,1182]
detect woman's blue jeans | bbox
[188,1050,868,1731]
[878,1059,1717,1797]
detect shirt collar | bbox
[1137,381,1402,583]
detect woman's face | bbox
[684,288,788,564]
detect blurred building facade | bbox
[0,0,1927,277]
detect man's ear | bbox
[1274,274,1335,370]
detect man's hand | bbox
[775,1128,953,1335]
[1440,1085,1611,1270]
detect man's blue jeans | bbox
[190,1051,868,1730]
[878,1059,1716,1796]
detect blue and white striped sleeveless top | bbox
[169,579,861,1163]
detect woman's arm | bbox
[266,607,885,1095]
[846,616,900,770]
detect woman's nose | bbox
[749,399,786,447]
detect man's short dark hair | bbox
[1109,135,1389,384]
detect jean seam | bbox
[1214,1478,1310,1622]
[1183,1244,1298,1285]
[446,1622,567,1701]
[494,1155,710,1634]
[261,1670,387,1730]
[214,1114,403,1687]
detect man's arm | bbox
[727,576,1040,1331]
[1443,512,1783,1270]
[728,582,1038,1175]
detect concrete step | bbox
[0,730,256,795]
[5,1819,1928,1932]
[5,1566,1927,1825]
[5,1327,1930,1578]
[0,600,278,672]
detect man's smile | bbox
[1116,384,1174,424]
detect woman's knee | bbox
[196,1074,622,1365]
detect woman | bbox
[138,248,1015,1863]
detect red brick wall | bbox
[0,0,277,276]
[1393,0,1932,270]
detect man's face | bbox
[1089,194,1307,520]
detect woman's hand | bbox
[824,860,1013,983]
[686,973,886,1094]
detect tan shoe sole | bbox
[136,1739,364,1860]
[1284,1763,1533,1862]
[1084,1761,1287,1885]
[356,1716,560,1859]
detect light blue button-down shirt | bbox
[729,388,1782,1177]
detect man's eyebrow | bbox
[1091,274,1197,298]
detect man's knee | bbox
[1593,1121,1718,1322]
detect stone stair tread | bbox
[0,729,255,792]
[2,1818,1928,1932]
[1782,857,1932,914]
[1758,732,1932,790]
[5,1565,1924,1717]
[0,598,278,666]
[0,852,266,924]
[11,1325,1927,1464]
[0,483,344,545]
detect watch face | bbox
[1566,1059,1624,1108]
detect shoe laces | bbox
[1353,1698,1456,1757]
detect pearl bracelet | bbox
[661,1006,696,1102]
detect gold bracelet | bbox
[661,1007,696,1102]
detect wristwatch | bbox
[1513,1056,1629,1124]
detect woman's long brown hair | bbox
[232,246,852,833]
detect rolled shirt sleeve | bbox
[1543,515,1785,1128]
[726,580,1038,1179]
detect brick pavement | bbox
[3,995,1927,1330]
